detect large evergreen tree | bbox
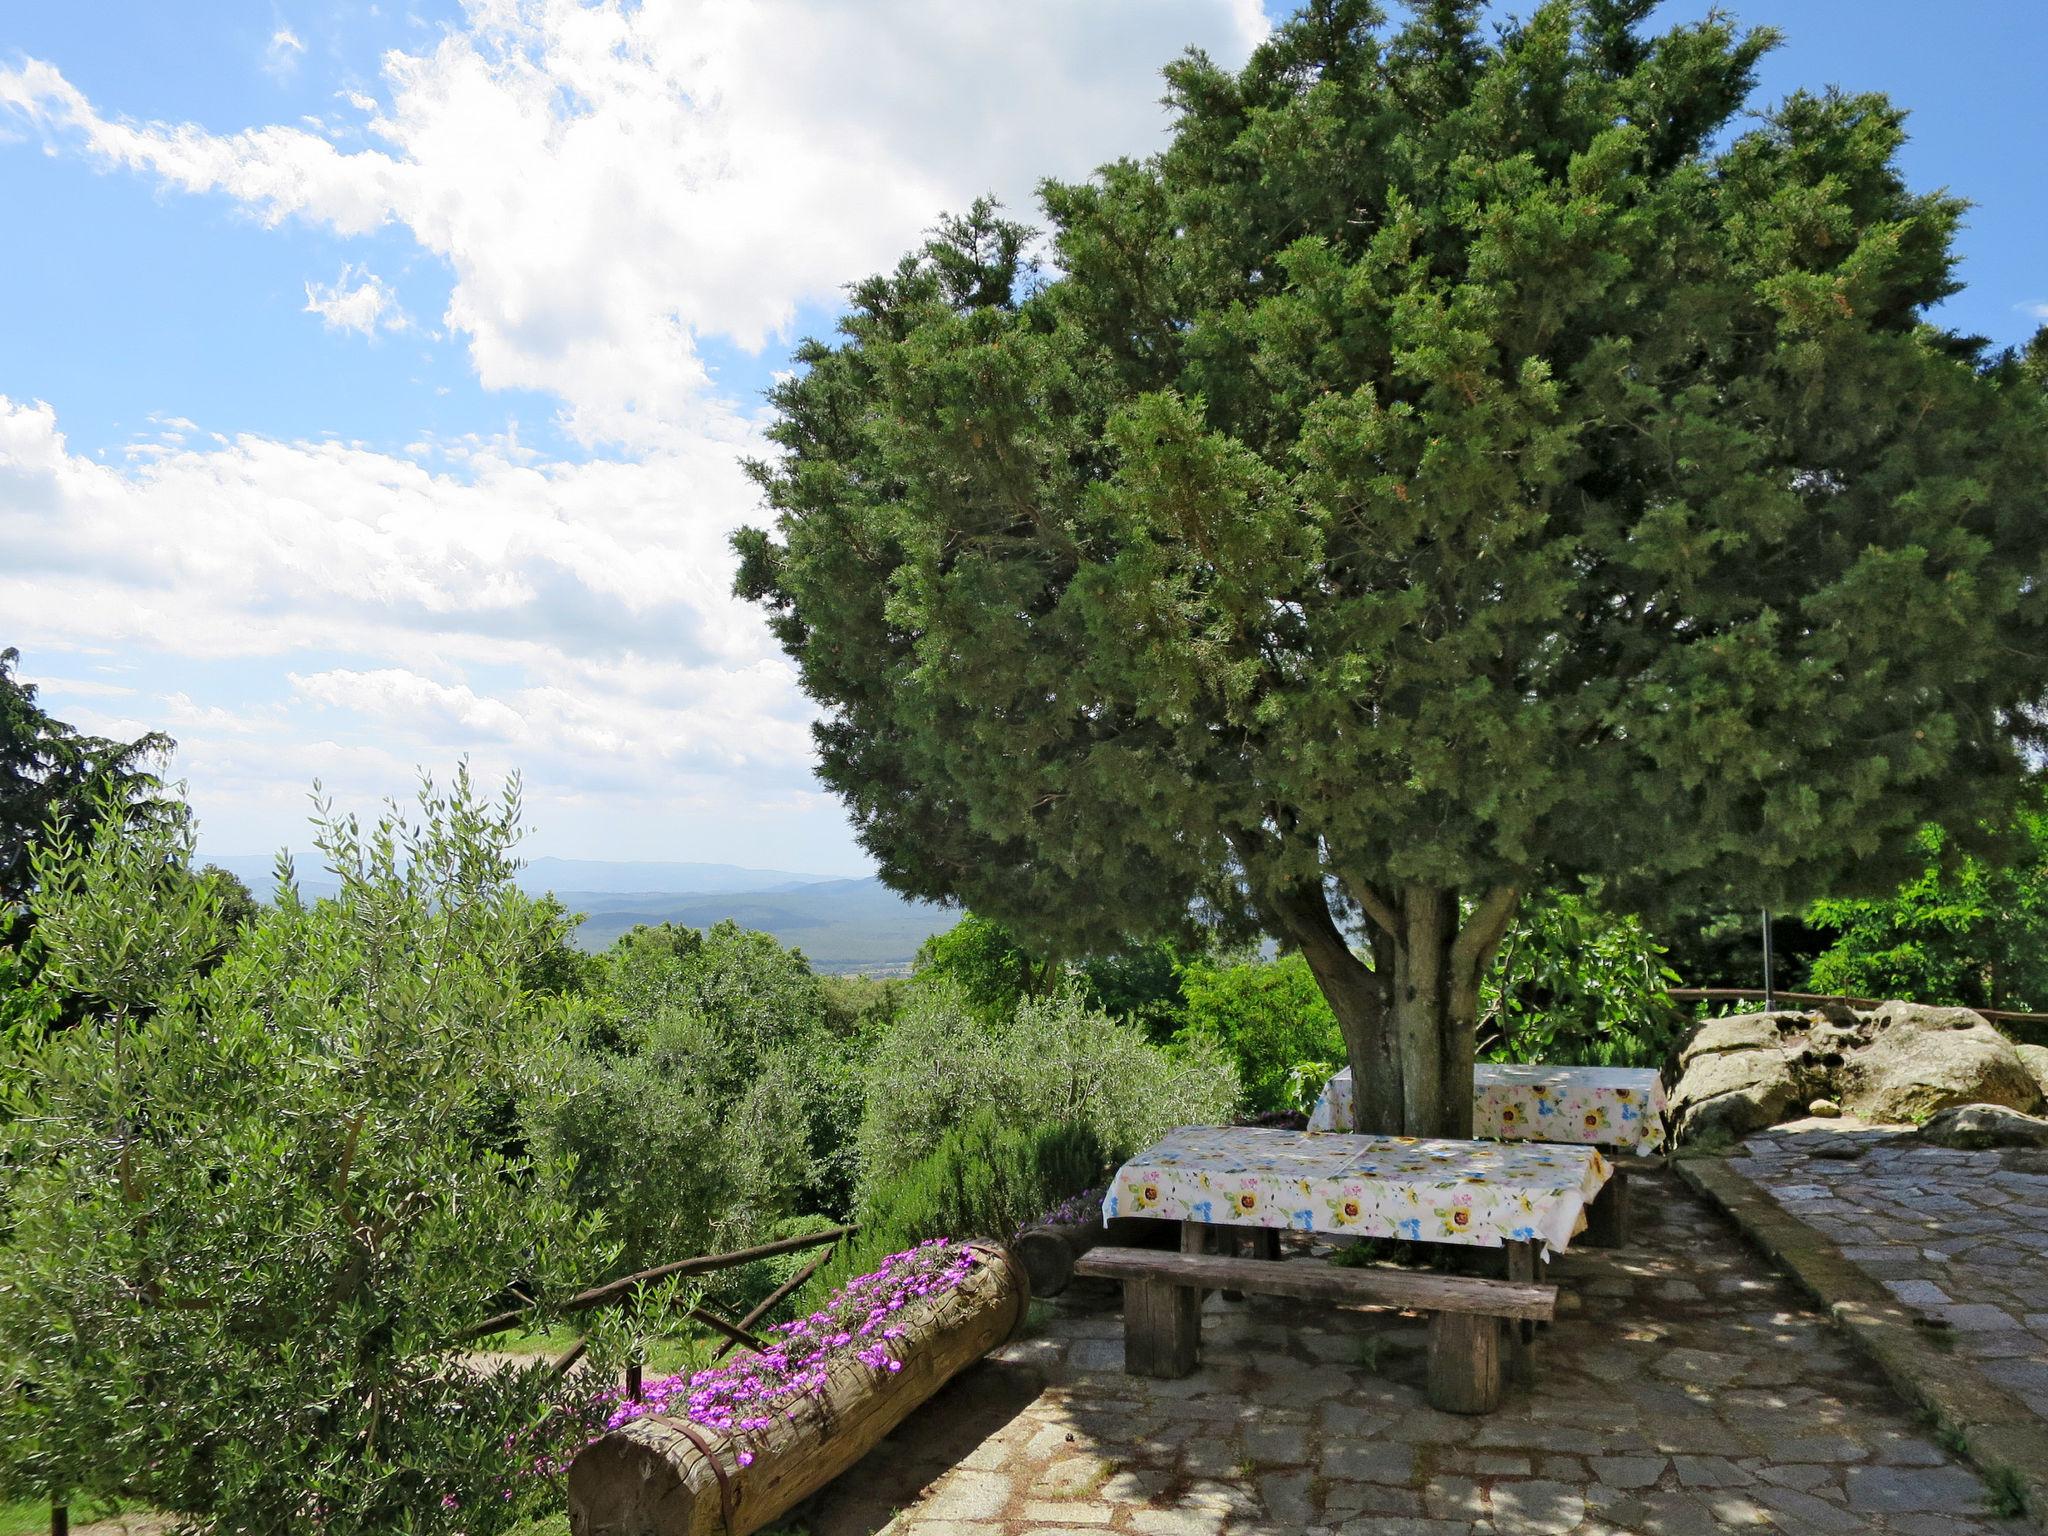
[2,646,173,921]
[735,0,2048,1135]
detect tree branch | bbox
[1338,875,1402,942]
[1450,885,1520,976]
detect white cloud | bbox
[2020,301,2048,320]
[0,2,1272,865]
[303,263,408,335]
[0,1,1266,447]
[265,27,307,81]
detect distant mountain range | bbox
[198,853,959,975]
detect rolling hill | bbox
[198,854,958,975]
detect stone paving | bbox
[804,1165,2023,1536]
[1737,1119,2048,1424]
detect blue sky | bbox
[1,1,2040,875]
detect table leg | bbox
[1427,1312,1502,1414]
[1124,1274,1201,1377]
[1584,1164,1631,1248]
[1505,1240,1538,1386]
[1217,1227,1246,1300]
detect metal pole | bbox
[1762,909,1775,1011]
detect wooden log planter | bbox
[568,1239,1028,1536]
[1010,1215,1179,1297]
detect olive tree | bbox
[736,0,2048,1135]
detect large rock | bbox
[1918,1103,2048,1151]
[1669,1001,2043,1145]
[2017,1043,2048,1101]
[1835,1003,2040,1123]
[1666,1014,1818,1144]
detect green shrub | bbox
[0,773,611,1534]
[526,918,873,1272]
[816,1110,1106,1302]
[855,982,1238,1196]
[1480,890,1684,1069]
[1175,954,1343,1115]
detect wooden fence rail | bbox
[1664,987,2048,1027]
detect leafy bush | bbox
[855,982,1238,1196]
[1805,802,2048,1013]
[911,912,1059,1020]
[1480,890,1683,1068]
[818,1110,1105,1301]
[1175,953,1343,1114]
[0,773,612,1534]
[527,919,871,1272]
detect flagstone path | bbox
[802,1164,2024,1536]
[1736,1122,2048,1424]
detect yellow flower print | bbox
[1500,1104,1522,1129]
[1131,1182,1160,1211]
[1233,1190,1259,1215]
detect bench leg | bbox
[1505,1240,1538,1387]
[1584,1165,1631,1248]
[1426,1313,1502,1414]
[1124,1275,1201,1378]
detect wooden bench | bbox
[1072,1245,1556,1414]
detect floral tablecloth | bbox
[1307,1064,1667,1155]
[1103,1125,1609,1254]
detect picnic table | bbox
[1104,1124,1610,1254]
[1085,1125,1611,1411]
[1308,1063,1669,1155]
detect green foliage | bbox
[0,941,57,1041]
[1806,795,2048,1012]
[735,0,2048,1133]
[819,1110,1105,1301]
[0,770,612,1533]
[526,917,867,1271]
[1075,938,1195,1042]
[855,982,1238,1198]
[1480,889,1684,1067]
[1,647,176,915]
[912,911,1059,1019]
[1175,954,1343,1114]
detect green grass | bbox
[0,1498,152,1536]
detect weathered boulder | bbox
[1918,1103,2048,1151]
[1666,1010,1819,1143]
[1670,1001,2042,1144]
[2017,1043,2048,1101]
[1836,1003,2040,1123]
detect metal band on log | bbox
[1011,1216,1179,1297]
[568,1240,1028,1536]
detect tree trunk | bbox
[1269,873,1518,1139]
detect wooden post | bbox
[1425,1312,1502,1414]
[1247,1228,1280,1262]
[1124,1274,1202,1378]
[626,1360,643,1402]
[1504,1241,1537,1386]
[1583,1165,1631,1248]
[50,1504,67,1536]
